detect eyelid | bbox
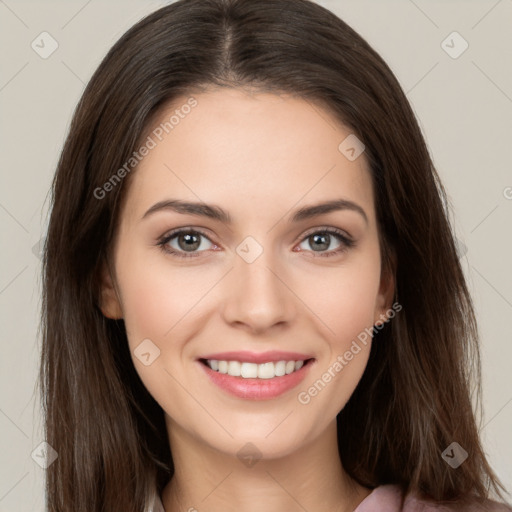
[294,226,355,257]
[157,227,217,258]
[297,225,353,243]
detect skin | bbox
[100,87,395,512]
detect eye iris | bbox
[178,232,201,251]
[310,233,330,251]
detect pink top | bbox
[354,485,512,511]
[151,484,512,511]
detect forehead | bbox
[121,88,375,227]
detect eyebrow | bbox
[141,198,368,225]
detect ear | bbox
[97,261,123,319]
[374,258,396,327]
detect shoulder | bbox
[405,491,512,512]
[355,485,512,512]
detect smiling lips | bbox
[198,351,314,400]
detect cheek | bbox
[294,252,381,416]
[116,247,219,347]
[296,248,382,344]
[114,248,210,431]
[113,247,225,420]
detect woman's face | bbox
[100,87,393,459]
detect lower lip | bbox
[198,360,314,400]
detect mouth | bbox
[199,358,314,379]
[197,352,315,400]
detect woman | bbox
[40,0,511,511]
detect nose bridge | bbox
[222,238,294,331]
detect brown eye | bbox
[158,229,216,258]
[307,233,332,252]
[297,228,354,257]
[176,232,202,252]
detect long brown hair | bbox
[39,0,507,510]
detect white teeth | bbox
[228,360,241,377]
[218,360,228,374]
[274,360,286,376]
[241,362,258,378]
[258,362,275,379]
[205,359,307,378]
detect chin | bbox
[199,414,322,462]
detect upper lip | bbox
[199,350,314,364]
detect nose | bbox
[221,249,296,335]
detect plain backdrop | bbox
[0,0,511,510]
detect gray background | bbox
[0,0,511,510]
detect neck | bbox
[161,418,371,512]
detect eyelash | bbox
[157,227,355,259]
